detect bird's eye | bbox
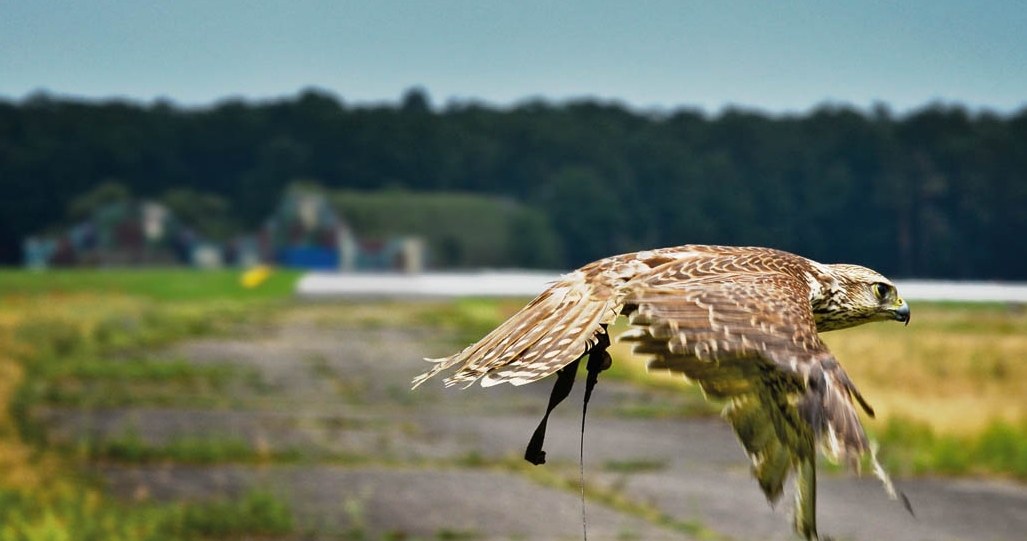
[872,283,891,300]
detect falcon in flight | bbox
[413,245,911,540]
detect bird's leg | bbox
[794,456,818,540]
[524,326,612,466]
[586,324,612,374]
[524,357,581,465]
[582,325,610,416]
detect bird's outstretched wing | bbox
[620,270,875,539]
[410,251,653,389]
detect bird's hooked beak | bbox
[893,300,911,326]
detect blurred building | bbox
[23,200,202,268]
[24,189,425,272]
[258,189,425,272]
[258,190,343,269]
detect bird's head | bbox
[811,263,910,332]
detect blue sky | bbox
[1,1,1024,114]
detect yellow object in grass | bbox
[240,265,273,289]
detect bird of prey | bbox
[412,244,911,540]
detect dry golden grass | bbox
[606,302,1027,436]
[820,302,1027,435]
[0,358,42,490]
[0,293,152,491]
[0,297,73,492]
[0,284,296,540]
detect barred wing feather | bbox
[412,270,620,389]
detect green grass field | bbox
[0,268,301,301]
[0,268,300,541]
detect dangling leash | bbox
[524,326,611,541]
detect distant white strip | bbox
[296,271,560,298]
[296,272,1027,303]
[893,280,1027,303]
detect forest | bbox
[1,88,1025,279]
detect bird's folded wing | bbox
[620,272,874,489]
[620,271,825,379]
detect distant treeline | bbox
[2,89,1025,278]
